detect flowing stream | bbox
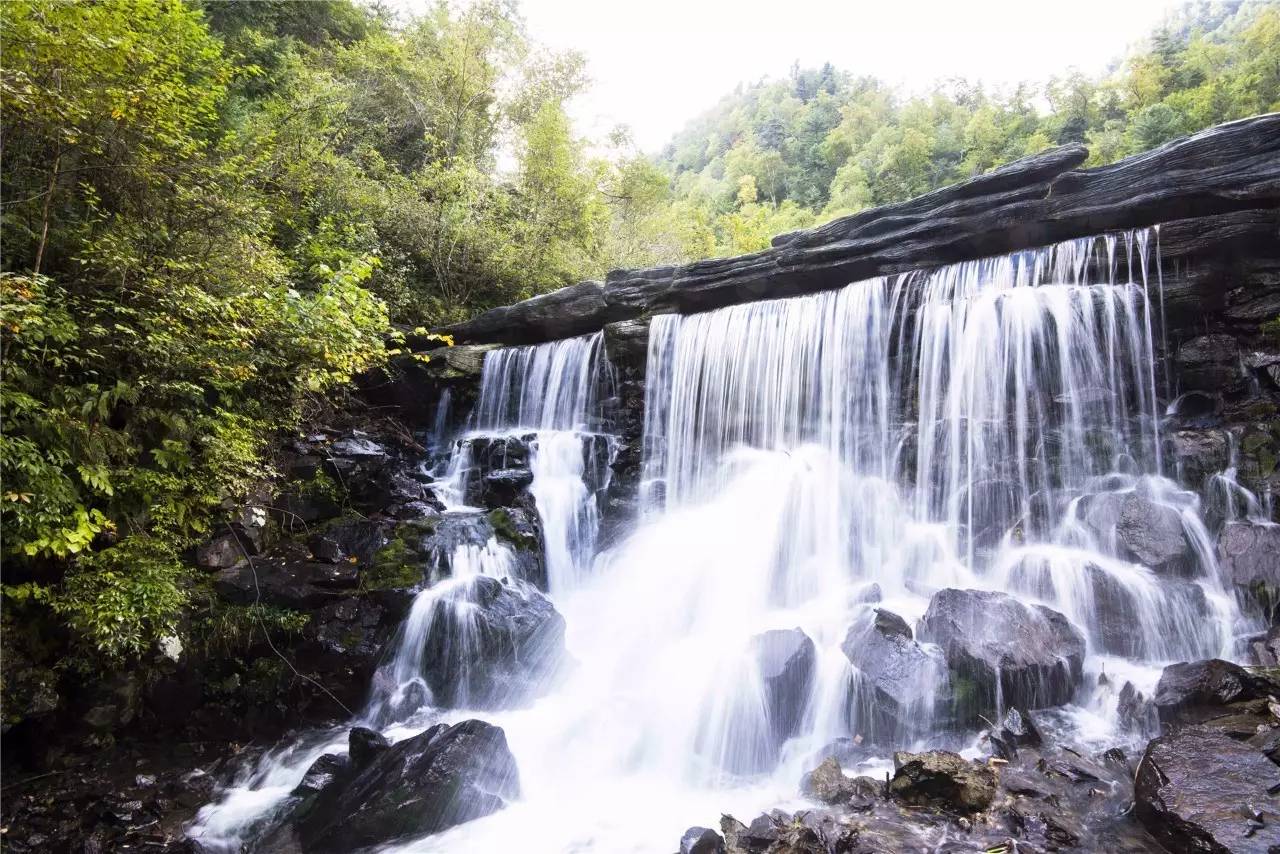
[191,229,1258,852]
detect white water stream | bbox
[191,230,1259,852]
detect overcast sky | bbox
[406,0,1185,152]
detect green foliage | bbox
[50,538,187,662]
[1,0,386,667]
[191,601,310,657]
[654,2,1280,256]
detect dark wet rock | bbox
[1118,680,1159,735]
[841,608,945,742]
[990,707,1043,760]
[803,757,855,805]
[307,518,389,566]
[480,468,534,508]
[195,530,244,569]
[293,753,350,797]
[291,719,519,853]
[348,726,389,770]
[294,596,390,704]
[602,317,651,367]
[890,750,997,813]
[680,825,726,854]
[1083,564,1211,657]
[213,560,350,610]
[1082,491,1195,575]
[919,588,1085,722]
[1248,624,1280,667]
[1177,333,1244,391]
[1219,521,1280,615]
[1135,724,1280,853]
[1154,658,1277,725]
[802,757,880,810]
[1167,430,1231,493]
[750,628,816,748]
[421,576,565,708]
[439,279,625,345]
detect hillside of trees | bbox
[648,0,1280,258]
[1,0,1277,680]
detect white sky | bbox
[404,0,1185,153]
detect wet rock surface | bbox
[841,607,945,742]
[920,588,1085,721]
[1135,725,1280,853]
[1154,658,1277,724]
[751,628,817,750]
[889,750,997,812]
[420,575,566,708]
[1219,520,1280,615]
[288,719,520,853]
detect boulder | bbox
[195,530,244,570]
[212,560,350,610]
[750,628,816,747]
[989,707,1043,760]
[1154,659,1276,725]
[1117,681,1159,735]
[348,726,389,770]
[841,608,946,742]
[293,596,389,707]
[421,576,565,708]
[919,589,1085,721]
[1083,564,1211,658]
[1083,492,1195,575]
[1166,430,1230,493]
[1176,334,1243,391]
[1248,624,1280,667]
[306,519,389,566]
[1218,521,1280,615]
[679,826,725,854]
[889,750,997,813]
[480,468,534,508]
[291,719,519,853]
[1135,725,1280,853]
[292,753,350,797]
[801,757,879,808]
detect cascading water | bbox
[192,229,1257,853]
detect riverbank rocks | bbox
[679,826,726,854]
[1153,658,1276,724]
[841,608,946,742]
[291,719,519,852]
[802,757,880,809]
[750,628,816,751]
[1135,725,1280,853]
[1219,520,1280,616]
[889,750,997,813]
[919,588,1084,721]
[421,575,565,708]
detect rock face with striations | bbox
[1135,725,1280,854]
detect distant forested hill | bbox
[643,0,1280,259]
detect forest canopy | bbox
[1,0,1277,670]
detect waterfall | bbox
[192,229,1253,853]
